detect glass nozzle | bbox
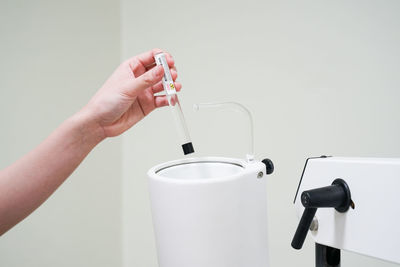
[193,102,255,162]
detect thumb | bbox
[125,65,164,96]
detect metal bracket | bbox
[316,243,341,267]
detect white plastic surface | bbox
[148,157,269,267]
[294,157,400,264]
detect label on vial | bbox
[155,53,176,95]
[165,81,176,95]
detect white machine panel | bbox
[294,157,400,264]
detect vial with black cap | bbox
[154,52,194,155]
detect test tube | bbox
[154,53,194,155]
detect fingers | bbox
[170,66,178,77]
[154,94,178,107]
[152,81,182,94]
[123,65,164,97]
[154,96,169,107]
[143,53,175,70]
[154,92,180,108]
[146,65,176,77]
[122,49,182,100]
[151,68,179,93]
[130,48,162,69]
[126,48,175,75]
[163,53,175,68]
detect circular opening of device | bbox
[155,161,244,180]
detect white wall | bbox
[0,1,122,266]
[121,1,400,267]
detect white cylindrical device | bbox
[154,53,194,155]
[148,157,270,267]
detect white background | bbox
[1,0,400,267]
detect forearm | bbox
[0,109,104,235]
[0,49,176,235]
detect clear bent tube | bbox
[193,102,255,162]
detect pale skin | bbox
[0,48,181,235]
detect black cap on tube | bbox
[182,142,195,155]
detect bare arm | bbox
[0,49,180,235]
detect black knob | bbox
[301,179,351,213]
[262,158,274,175]
[291,179,352,250]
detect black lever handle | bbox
[291,179,352,250]
[291,207,317,250]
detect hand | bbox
[83,48,181,138]
[0,50,183,235]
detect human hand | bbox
[83,48,181,138]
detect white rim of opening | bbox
[147,157,249,184]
